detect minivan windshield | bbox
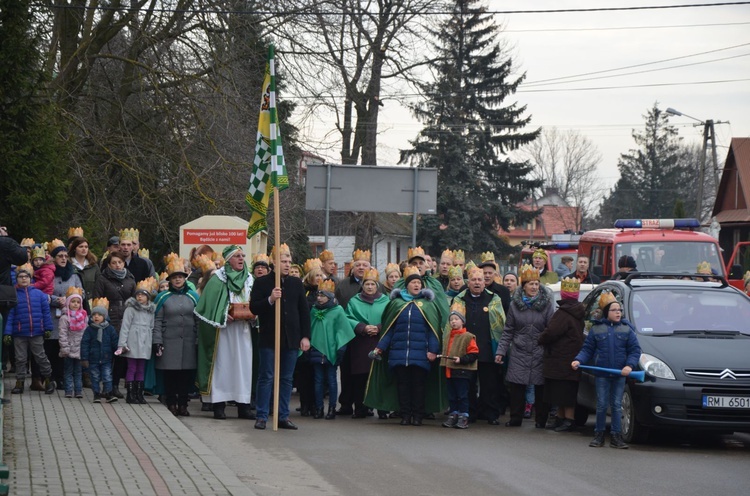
[629,288,750,336]
[615,241,724,276]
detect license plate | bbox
[702,395,750,409]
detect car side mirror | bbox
[730,264,743,280]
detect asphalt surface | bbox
[182,402,750,496]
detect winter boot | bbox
[313,408,324,419]
[610,433,629,449]
[442,413,459,428]
[112,383,124,399]
[43,377,56,394]
[82,371,92,388]
[455,415,469,429]
[30,377,45,391]
[178,404,190,417]
[11,380,24,394]
[213,402,227,420]
[106,391,118,403]
[238,403,256,420]
[589,431,605,448]
[136,381,147,404]
[325,406,336,420]
[126,382,137,404]
[554,419,575,432]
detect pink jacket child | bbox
[59,293,88,359]
[33,256,56,295]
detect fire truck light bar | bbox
[614,219,700,229]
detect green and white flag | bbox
[246,44,288,238]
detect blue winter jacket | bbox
[3,286,53,337]
[80,322,119,365]
[575,318,641,376]
[377,298,440,372]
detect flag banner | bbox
[246,44,288,238]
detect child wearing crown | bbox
[117,279,156,404]
[30,245,55,295]
[309,280,355,419]
[81,301,120,403]
[58,288,88,398]
[441,303,478,429]
[572,292,641,449]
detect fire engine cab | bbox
[578,219,725,281]
[519,233,581,272]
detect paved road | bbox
[182,402,750,496]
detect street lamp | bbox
[664,107,728,221]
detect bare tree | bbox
[522,127,601,226]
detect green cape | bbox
[394,274,449,330]
[194,268,253,394]
[310,305,355,364]
[345,293,389,328]
[449,289,506,351]
[364,291,447,413]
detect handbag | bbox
[228,302,255,321]
[0,285,17,310]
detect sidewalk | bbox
[2,376,255,496]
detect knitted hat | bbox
[618,255,637,269]
[66,293,83,308]
[107,236,120,247]
[403,266,421,285]
[449,301,466,324]
[91,305,108,319]
[50,245,67,258]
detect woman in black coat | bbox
[93,252,135,397]
[537,278,585,432]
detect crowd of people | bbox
[0,226,645,448]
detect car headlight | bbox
[639,353,675,380]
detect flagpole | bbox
[272,185,281,431]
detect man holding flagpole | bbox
[245,44,310,431]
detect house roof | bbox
[501,204,581,241]
[713,137,750,222]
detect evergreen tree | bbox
[596,104,691,226]
[0,0,69,239]
[400,0,540,255]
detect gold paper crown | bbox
[159,271,169,282]
[65,286,84,297]
[68,227,84,239]
[136,277,158,295]
[319,279,336,293]
[164,252,180,265]
[319,249,335,263]
[449,300,466,318]
[166,258,187,277]
[92,297,110,311]
[363,268,379,282]
[448,266,464,279]
[465,260,477,273]
[385,262,401,276]
[407,246,425,261]
[253,253,270,265]
[31,246,46,259]
[744,270,750,285]
[48,239,65,251]
[403,266,420,279]
[560,277,581,293]
[304,258,323,274]
[17,263,34,277]
[453,249,466,264]
[598,291,618,310]
[480,251,496,264]
[119,228,139,242]
[467,266,483,279]
[270,243,291,259]
[440,249,454,261]
[352,249,371,262]
[696,261,711,274]
[193,254,216,275]
[532,248,548,261]
[138,248,149,259]
[20,238,35,247]
[520,264,540,284]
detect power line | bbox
[36,1,750,17]
[504,21,750,32]
[524,41,750,85]
[517,77,750,92]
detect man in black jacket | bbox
[250,244,311,430]
[1,227,28,320]
[118,229,152,283]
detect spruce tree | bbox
[596,104,691,226]
[400,0,540,255]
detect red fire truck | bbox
[577,219,725,281]
[519,233,581,273]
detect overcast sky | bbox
[291,0,750,192]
